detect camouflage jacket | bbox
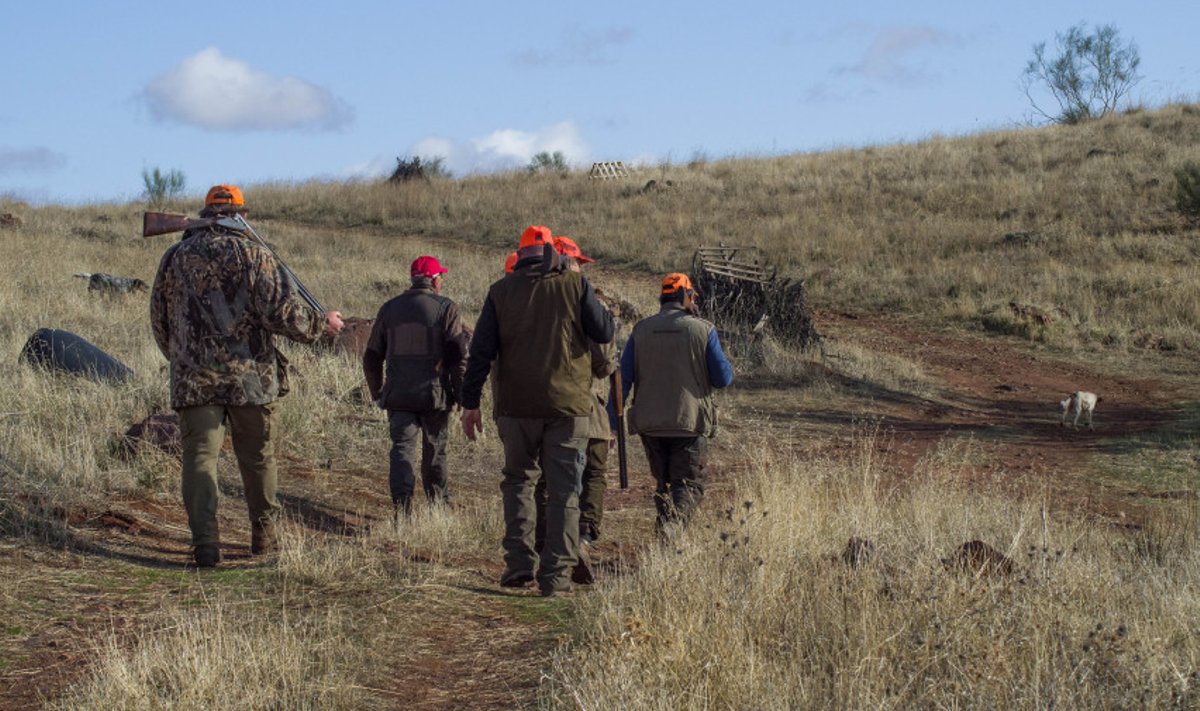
[150,224,325,409]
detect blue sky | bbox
[3,1,1198,204]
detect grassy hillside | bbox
[1,104,1197,709]
[249,101,1200,353]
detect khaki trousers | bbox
[179,404,278,547]
[497,416,587,593]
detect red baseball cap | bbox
[552,236,594,264]
[411,255,448,278]
[503,252,519,273]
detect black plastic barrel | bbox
[19,328,134,384]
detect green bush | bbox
[141,167,186,206]
[1174,162,1200,217]
[388,155,449,182]
[527,151,568,175]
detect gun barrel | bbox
[611,369,629,489]
[231,214,326,315]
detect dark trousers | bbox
[641,434,707,529]
[498,416,587,593]
[388,409,451,510]
[537,438,608,545]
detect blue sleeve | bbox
[706,329,734,388]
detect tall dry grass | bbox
[54,605,367,711]
[2,104,1199,708]
[54,488,505,709]
[242,103,1200,354]
[544,428,1200,709]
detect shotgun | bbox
[142,211,326,315]
[610,369,629,490]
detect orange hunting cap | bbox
[205,184,244,207]
[552,236,594,264]
[503,251,519,273]
[518,225,553,249]
[661,272,696,295]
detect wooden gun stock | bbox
[142,211,218,237]
[611,369,629,490]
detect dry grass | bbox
[239,103,1200,354]
[543,429,1200,709]
[48,489,508,709]
[54,605,368,711]
[2,103,1199,708]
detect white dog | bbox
[1060,391,1100,429]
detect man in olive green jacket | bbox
[460,225,614,596]
[619,273,733,532]
[531,236,617,586]
[151,185,344,567]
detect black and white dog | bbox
[74,272,149,296]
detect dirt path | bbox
[3,307,1195,709]
[804,311,1194,509]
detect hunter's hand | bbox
[461,408,483,442]
[325,310,345,336]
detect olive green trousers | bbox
[178,404,278,547]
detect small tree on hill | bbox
[1021,23,1141,124]
[527,151,568,175]
[142,167,186,206]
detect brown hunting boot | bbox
[250,520,278,555]
[571,550,596,586]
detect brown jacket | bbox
[461,255,614,418]
[587,336,618,439]
[362,284,471,412]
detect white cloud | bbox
[338,156,396,180]
[341,123,590,180]
[142,48,353,131]
[837,26,955,85]
[0,146,67,175]
[415,122,589,174]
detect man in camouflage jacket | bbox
[150,184,344,567]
